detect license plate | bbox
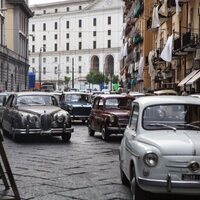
[182,174,200,181]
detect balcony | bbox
[172,37,187,56]
[182,32,199,52]
[146,17,158,32]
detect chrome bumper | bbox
[13,127,74,136]
[138,175,200,194]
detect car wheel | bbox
[120,167,129,185]
[12,132,21,142]
[101,124,109,141]
[62,133,71,142]
[88,123,95,136]
[131,171,146,200]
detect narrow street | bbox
[0,122,131,200]
[0,123,200,200]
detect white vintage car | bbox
[119,96,200,200]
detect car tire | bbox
[120,167,129,185]
[88,123,95,136]
[101,124,109,141]
[131,172,146,200]
[62,133,71,142]
[12,132,21,142]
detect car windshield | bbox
[105,98,132,110]
[65,94,91,103]
[143,104,200,130]
[17,95,58,106]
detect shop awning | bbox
[186,70,200,85]
[178,70,199,87]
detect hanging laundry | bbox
[160,34,173,62]
[148,50,155,77]
[152,5,160,28]
[158,0,168,17]
[123,42,128,57]
[137,56,144,81]
[175,0,181,15]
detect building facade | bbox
[0,0,33,92]
[29,0,124,91]
[121,0,200,94]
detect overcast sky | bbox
[29,0,66,5]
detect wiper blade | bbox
[146,123,176,131]
[177,124,200,130]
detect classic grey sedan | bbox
[119,96,200,200]
[2,92,73,142]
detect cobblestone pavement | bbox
[0,123,132,200]
[0,123,200,200]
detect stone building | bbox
[121,0,200,94]
[28,0,124,91]
[0,0,33,92]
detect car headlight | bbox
[143,152,158,167]
[109,115,116,123]
[56,115,65,123]
[68,105,73,111]
[27,115,38,124]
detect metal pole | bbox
[39,48,42,89]
[72,58,74,88]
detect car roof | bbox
[134,96,200,107]
[154,89,177,95]
[15,91,54,96]
[62,91,91,95]
[95,94,133,99]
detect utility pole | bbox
[72,58,74,88]
[38,48,42,88]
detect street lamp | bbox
[38,47,45,88]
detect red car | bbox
[87,94,134,141]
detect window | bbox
[43,67,46,75]
[78,66,82,73]
[32,67,35,73]
[43,35,46,40]
[66,66,69,74]
[32,58,35,63]
[54,43,57,51]
[43,57,46,63]
[55,22,58,30]
[79,42,82,50]
[108,16,111,25]
[78,56,82,61]
[32,24,35,32]
[43,44,46,52]
[130,105,139,130]
[79,6,82,10]
[66,43,69,50]
[93,18,96,26]
[32,45,35,52]
[54,57,57,62]
[43,10,46,14]
[55,8,57,13]
[66,33,69,38]
[32,36,35,42]
[54,67,57,74]
[93,31,96,36]
[54,34,57,39]
[107,40,111,48]
[43,23,46,31]
[93,41,96,49]
[108,30,111,35]
[79,20,82,28]
[66,56,69,62]
[66,7,69,11]
[78,32,82,38]
[66,21,69,28]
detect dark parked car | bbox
[1,92,73,142]
[87,94,134,141]
[60,92,92,123]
